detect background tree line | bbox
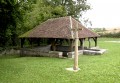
[0,0,90,48]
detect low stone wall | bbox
[0,46,106,57]
[67,50,83,58]
[0,49,20,56]
[83,49,106,55]
[20,49,63,58]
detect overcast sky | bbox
[83,0,120,28]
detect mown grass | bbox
[0,38,120,83]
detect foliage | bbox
[0,0,33,46]
[91,28,106,32]
[45,0,90,18]
[99,32,120,38]
[0,38,120,83]
[0,0,90,47]
[91,28,120,38]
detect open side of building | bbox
[19,16,100,58]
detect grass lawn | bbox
[0,38,120,83]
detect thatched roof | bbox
[20,16,99,39]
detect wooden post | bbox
[21,38,25,48]
[95,37,97,47]
[88,38,91,48]
[82,38,85,50]
[80,38,84,50]
[51,39,56,51]
[72,23,82,70]
[93,37,97,47]
[30,38,33,48]
[79,39,82,47]
[20,38,25,56]
[69,16,82,71]
[73,28,79,70]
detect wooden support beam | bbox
[20,38,25,48]
[80,38,85,50]
[79,39,83,47]
[93,37,98,47]
[20,38,25,57]
[95,37,97,47]
[51,39,56,51]
[88,38,91,48]
[29,38,33,48]
[83,38,85,50]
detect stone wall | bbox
[67,50,83,58]
[0,49,20,56]
[20,49,63,58]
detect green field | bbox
[0,38,120,83]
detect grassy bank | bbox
[0,38,120,83]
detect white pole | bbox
[73,21,81,70]
[66,16,82,71]
[73,27,79,70]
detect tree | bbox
[0,0,90,47]
[0,0,35,47]
[0,0,21,46]
[45,0,90,19]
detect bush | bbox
[99,32,120,38]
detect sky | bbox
[83,0,120,28]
